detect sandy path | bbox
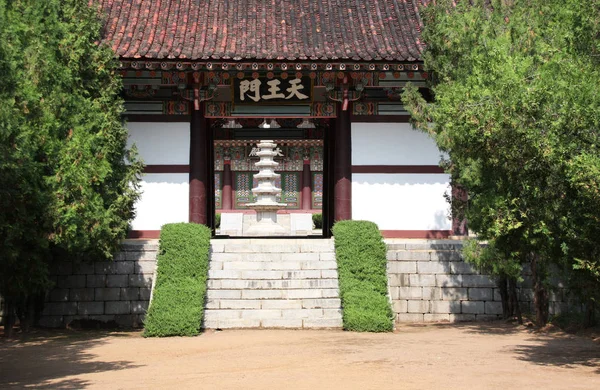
[1,322,598,389]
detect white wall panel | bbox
[130,173,189,230]
[127,122,190,165]
[351,123,442,165]
[352,174,451,231]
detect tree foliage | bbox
[404,0,600,326]
[0,0,142,333]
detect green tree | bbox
[462,239,524,323]
[404,0,600,326]
[0,0,142,335]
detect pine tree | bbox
[0,0,143,335]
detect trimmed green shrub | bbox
[333,220,394,332]
[342,290,394,332]
[312,213,323,229]
[144,223,212,337]
[143,279,205,337]
[215,213,221,229]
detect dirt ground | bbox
[0,322,598,389]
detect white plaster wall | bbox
[130,173,189,230]
[127,122,190,165]
[351,123,442,165]
[352,174,451,230]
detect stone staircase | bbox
[203,238,343,329]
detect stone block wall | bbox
[386,240,572,323]
[1,237,579,328]
[39,240,158,328]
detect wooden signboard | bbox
[234,76,312,104]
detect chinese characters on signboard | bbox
[234,77,312,103]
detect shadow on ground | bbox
[398,320,526,335]
[0,328,141,389]
[512,334,600,373]
[425,321,600,372]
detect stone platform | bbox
[219,213,315,236]
[385,239,572,322]
[26,237,576,329]
[38,240,157,328]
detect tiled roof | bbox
[97,0,426,62]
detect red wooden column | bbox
[222,159,233,210]
[301,159,312,210]
[189,103,209,224]
[334,103,352,221]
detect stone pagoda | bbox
[245,140,287,235]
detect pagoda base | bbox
[244,209,288,236]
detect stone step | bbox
[208,278,339,290]
[202,316,343,329]
[209,252,335,262]
[207,269,339,280]
[206,289,341,303]
[205,308,342,320]
[203,307,343,329]
[210,238,335,254]
[206,297,341,308]
[206,289,340,303]
[209,260,337,271]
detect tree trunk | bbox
[18,296,36,333]
[498,277,510,318]
[584,299,596,328]
[508,277,523,325]
[531,253,549,327]
[498,276,523,324]
[4,299,15,337]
